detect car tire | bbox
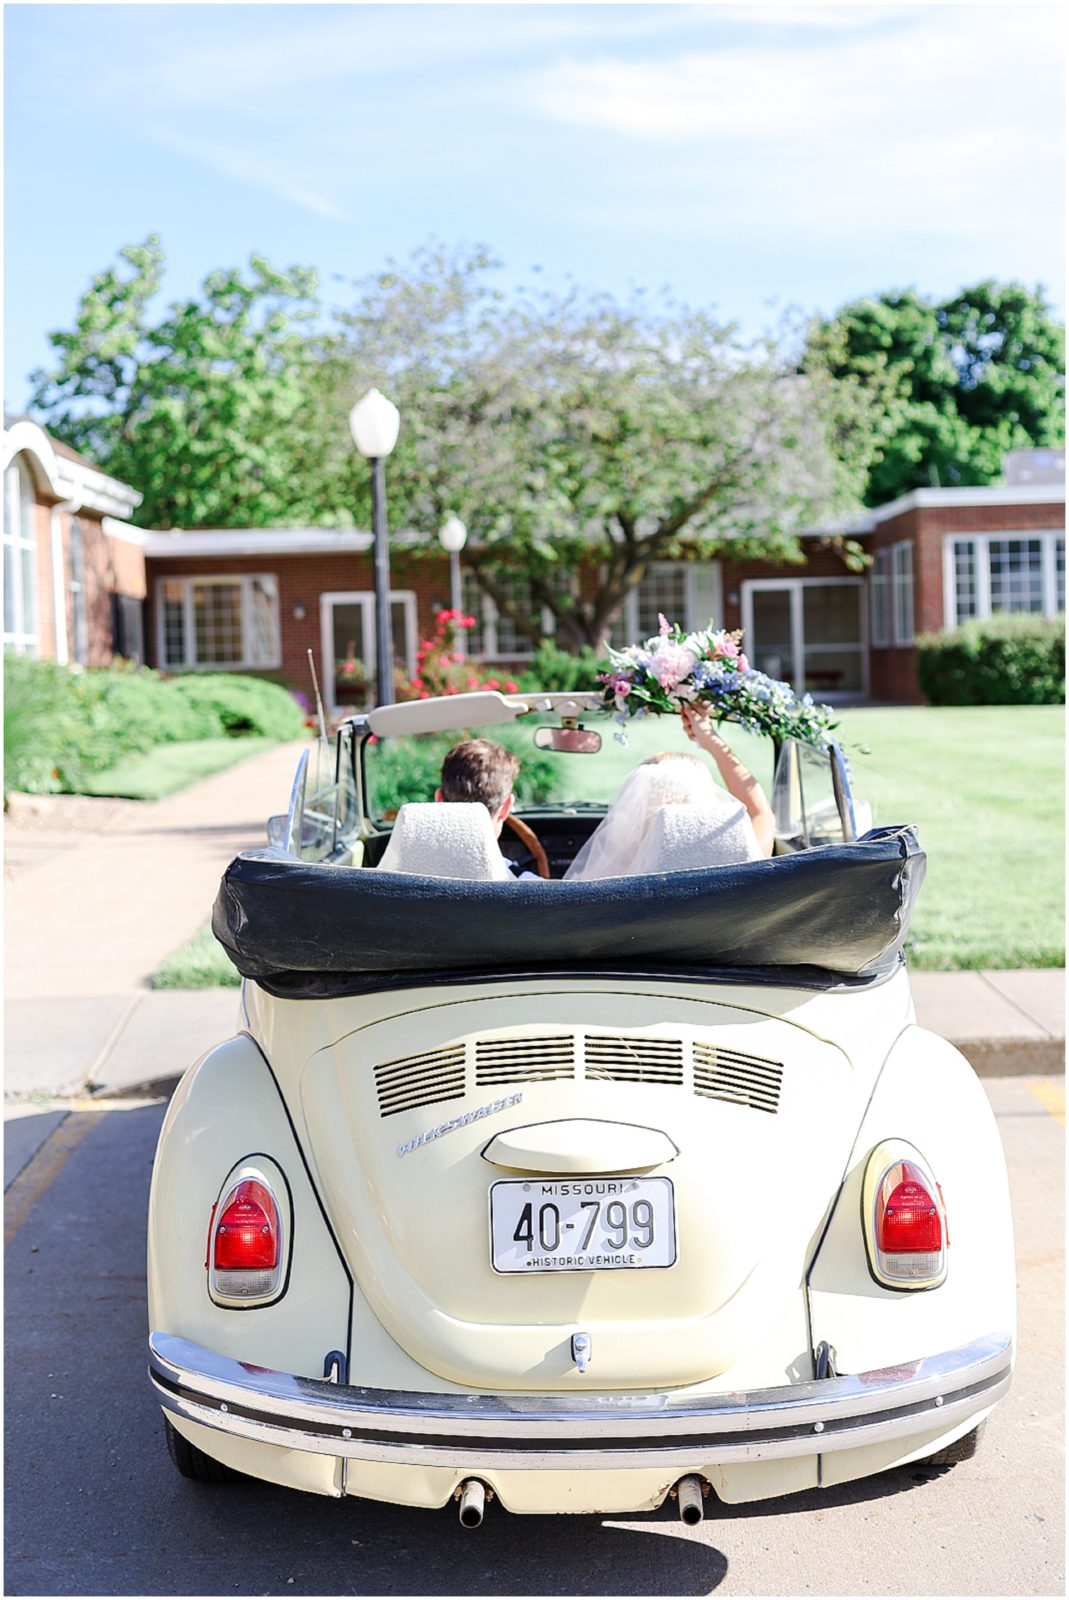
[164,1416,244,1484]
[919,1422,986,1468]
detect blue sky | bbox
[5,2,1064,411]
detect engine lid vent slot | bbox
[475,1035,575,1086]
[692,1043,783,1113]
[375,1046,466,1117]
[585,1035,685,1084]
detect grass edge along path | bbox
[153,922,241,989]
[80,736,277,801]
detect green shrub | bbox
[518,641,608,695]
[364,727,561,816]
[4,656,300,798]
[170,674,305,739]
[3,652,76,795]
[917,614,1065,706]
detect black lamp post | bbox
[349,387,401,706]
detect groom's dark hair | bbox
[440,739,520,816]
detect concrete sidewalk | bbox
[4,740,308,1097]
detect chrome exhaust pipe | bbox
[677,1475,705,1525]
[458,1479,485,1528]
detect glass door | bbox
[748,587,794,683]
[743,580,866,698]
[801,584,864,695]
[321,592,418,715]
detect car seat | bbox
[631,799,763,875]
[376,802,514,881]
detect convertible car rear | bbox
[147,693,1014,1519]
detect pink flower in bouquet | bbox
[658,613,672,637]
[649,641,698,691]
[712,634,739,660]
[737,653,750,673]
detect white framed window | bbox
[69,517,89,664]
[460,571,561,659]
[623,560,722,642]
[3,455,39,653]
[156,574,281,669]
[870,540,914,647]
[943,532,1066,628]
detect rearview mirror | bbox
[533,726,602,754]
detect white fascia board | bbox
[56,459,142,518]
[140,527,376,558]
[2,420,142,516]
[866,483,1065,525]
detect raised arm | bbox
[680,704,775,858]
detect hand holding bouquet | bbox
[599,615,837,748]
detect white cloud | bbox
[151,128,353,222]
[521,5,1064,244]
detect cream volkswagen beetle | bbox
[147,689,1015,1525]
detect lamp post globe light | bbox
[349,388,401,707]
[438,515,468,659]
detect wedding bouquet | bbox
[599,616,837,748]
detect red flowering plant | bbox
[403,610,520,701]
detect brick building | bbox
[2,418,144,665]
[4,420,1064,708]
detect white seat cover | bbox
[632,799,763,875]
[376,803,513,881]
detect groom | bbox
[436,739,539,879]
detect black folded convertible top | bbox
[212,825,925,999]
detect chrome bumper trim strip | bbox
[149,1331,1011,1471]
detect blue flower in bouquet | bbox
[599,616,836,749]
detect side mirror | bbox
[533,726,602,754]
[266,814,288,848]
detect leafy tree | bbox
[810,281,1064,505]
[27,237,347,529]
[29,240,876,649]
[334,248,876,649]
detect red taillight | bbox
[214,1180,279,1270]
[208,1176,283,1302]
[873,1159,946,1285]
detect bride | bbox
[565,704,775,881]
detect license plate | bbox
[489,1177,676,1273]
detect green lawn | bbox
[151,706,1064,985]
[80,736,277,801]
[153,921,241,989]
[574,705,1063,969]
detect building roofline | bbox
[135,525,377,558]
[860,482,1065,528]
[2,418,142,518]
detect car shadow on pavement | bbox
[158,1480,731,1596]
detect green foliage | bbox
[810,281,1065,505]
[3,656,298,797]
[337,247,876,647]
[518,641,607,694]
[28,237,348,530]
[917,614,1065,706]
[3,653,77,795]
[169,674,305,739]
[364,726,560,817]
[30,238,875,646]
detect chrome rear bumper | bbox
[149,1330,1011,1472]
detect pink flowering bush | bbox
[402,610,520,701]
